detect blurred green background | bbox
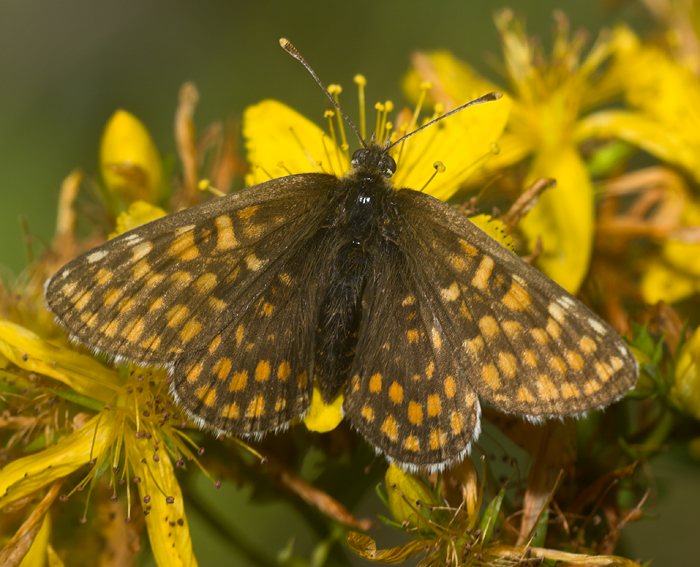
[1,1,698,565]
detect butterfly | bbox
[45,42,638,472]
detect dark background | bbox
[1,1,697,565]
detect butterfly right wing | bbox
[393,189,638,419]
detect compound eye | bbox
[351,149,368,167]
[379,154,397,178]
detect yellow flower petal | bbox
[101,110,164,203]
[403,51,502,104]
[399,52,512,199]
[469,214,515,251]
[585,26,700,180]
[384,464,439,528]
[672,327,700,420]
[303,386,344,433]
[640,198,700,303]
[0,321,121,403]
[392,96,511,201]
[110,200,167,239]
[128,436,197,567]
[641,254,700,304]
[19,513,51,567]
[47,545,65,567]
[577,110,700,183]
[244,99,349,185]
[519,147,594,293]
[0,414,115,509]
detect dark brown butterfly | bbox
[45,40,637,472]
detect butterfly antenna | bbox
[385,92,502,152]
[280,38,367,148]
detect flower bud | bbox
[100,110,163,203]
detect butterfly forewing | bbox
[394,189,638,418]
[46,174,337,365]
[344,249,481,470]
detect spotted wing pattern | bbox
[343,243,481,471]
[46,174,339,433]
[394,189,638,420]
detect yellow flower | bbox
[243,80,510,201]
[573,26,700,304]
[579,26,700,183]
[672,326,700,420]
[110,200,167,239]
[405,12,621,293]
[640,195,700,304]
[100,110,164,204]
[0,320,199,567]
[303,386,344,433]
[384,464,440,528]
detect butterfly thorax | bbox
[313,147,399,402]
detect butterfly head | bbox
[351,145,396,179]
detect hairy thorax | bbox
[313,169,398,401]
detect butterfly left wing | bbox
[393,189,638,421]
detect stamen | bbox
[443,143,502,191]
[320,134,338,175]
[378,101,394,145]
[396,125,442,183]
[276,162,294,176]
[383,121,393,144]
[323,112,344,174]
[288,126,323,172]
[354,74,367,141]
[197,179,225,197]
[327,84,349,155]
[410,81,432,133]
[254,164,275,180]
[430,102,445,122]
[420,161,446,192]
[393,83,431,164]
[374,102,384,143]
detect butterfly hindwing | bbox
[46,174,338,364]
[394,189,638,419]
[344,242,481,470]
[169,237,331,435]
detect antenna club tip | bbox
[490,91,504,100]
[279,37,290,48]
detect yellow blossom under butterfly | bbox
[303,387,344,432]
[243,87,510,201]
[242,85,513,437]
